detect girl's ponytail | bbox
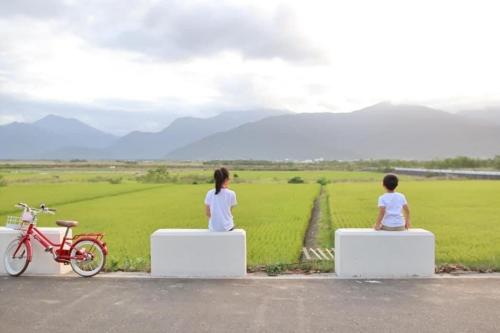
[214,169,223,194]
[214,167,230,195]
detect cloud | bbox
[103,1,322,62]
[0,0,322,62]
[0,0,67,18]
[1,0,500,127]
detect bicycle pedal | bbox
[45,246,53,252]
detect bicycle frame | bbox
[12,224,107,263]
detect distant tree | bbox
[425,156,483,169]
[316,177,330,186]
[494,156,500,170]
[288,176,305,184]
[449,156,479,168]
[108,177,123,184]
[137,166,171,183]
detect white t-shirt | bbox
[204,188,237,232]
[378,192,407,227]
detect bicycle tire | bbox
[3,239,30,277]
[70,239,106,277]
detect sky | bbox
[1,0,499,134]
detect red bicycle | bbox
[4,203,108,277]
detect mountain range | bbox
[106,109,287,159]
[0,115,117,159]
[458,108,500,126]
[0,109,286,159]
[1,103,499,160]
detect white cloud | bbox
[1,0,500,133]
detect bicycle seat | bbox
[56,220,79,228]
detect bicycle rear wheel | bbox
[70,240,106,277]
[3,239,30,276]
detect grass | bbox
[1,169,397,184]
[317,187,334,249]
[0,183,162,215]
[328,180,500,271]
[1,170,139,184]
[228,170,386,183]
[1,183,319,270]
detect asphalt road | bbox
[1,276,499,333]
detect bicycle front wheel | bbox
[70,240,106,277]
[3,239,30,276]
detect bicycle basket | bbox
[5,215,29,230]
[21,212,33,222]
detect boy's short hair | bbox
[383,174,399,191]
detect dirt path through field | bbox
[303,186,323,249]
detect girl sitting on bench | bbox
[204,167,237,232]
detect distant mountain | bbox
[0,110,288,160]
[0,122,65,159]
[458,108,500,126]
[0,115,117,159]
[106,109,288,159]
[166,103,500,160]
[34,115,117,148]
[4,105,500,160]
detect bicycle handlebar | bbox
[43,208,56,215]
[15,203,56,214]
[39,204,56,214]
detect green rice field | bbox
[0,181,318,269]
[328,180,500,271]
[1,167,500,271]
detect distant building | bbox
[394,168,500,180]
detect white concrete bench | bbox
[335,228,435,278]
[151,229,246,278]
[0,227,72,276]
